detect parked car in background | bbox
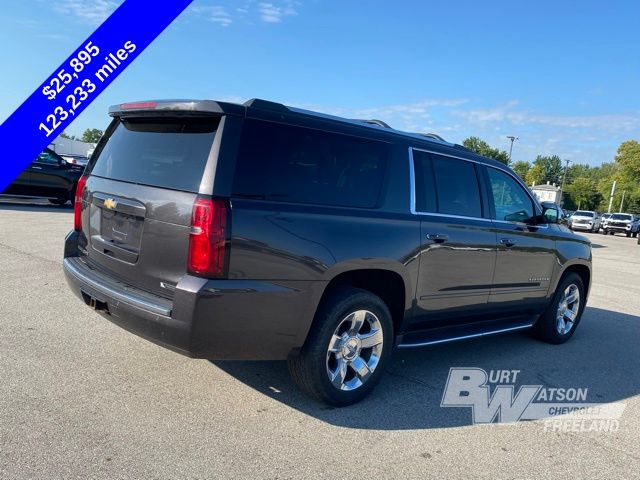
[602,213,639,237]
[569,210,601,233]
[600,212,612,232]
[0,147,84,205]
[63,98,592,405]
[60,154,89,167]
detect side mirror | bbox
[541,205,559,224]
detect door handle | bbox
[500,238,516,247]
[31,166,43,170]
[427,233,449,243]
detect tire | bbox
[633,231,638,238]
[288,286,393,406]
[626,232,631,238]
[601,229,607,235]
[532,272,585,344]
[48,198,68,205]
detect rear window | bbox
[89,117,218,192]
[232,120,388,208]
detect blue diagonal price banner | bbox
[0,0,194,191]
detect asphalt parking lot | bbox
[1,198,639,479]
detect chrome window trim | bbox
[408,146,546,227]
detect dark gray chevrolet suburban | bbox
[63,98,592,405]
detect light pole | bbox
[608,180,616,213]
[506,136,518,162]
[558,159,571,207]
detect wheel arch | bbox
[295,265,413,349]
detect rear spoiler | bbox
[108,100,245,117]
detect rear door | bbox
[482,165,557,314]
[81,115,221,298]
[413,150,497,325]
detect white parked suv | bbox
[602,213,639,237]
[569,210,601,233]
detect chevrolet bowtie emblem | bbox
[103,198,117,210]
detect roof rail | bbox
[355,119,392,128]
[243,98,289,112]
[418,133,446,142]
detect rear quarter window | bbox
[89,117,219,192]
[232,120,388,208]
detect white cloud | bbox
[192,5,233,27]
[52,0,120,25]
[454,101,640,133]
[187,1,299,27]
[258,2,297,23]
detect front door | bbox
[29,150,70,198]
[483,166,557,315]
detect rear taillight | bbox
[188,197,229,277]
[74,175,88,231]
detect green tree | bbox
[610,141,640,213]
[60,131,76,140]
[525,163,545,186]
[81,128,104,143]
[532,155,563,184]
[462,136,510,165]
[614,140,640,180]
[512,161,531,181]
[564,177,602,210]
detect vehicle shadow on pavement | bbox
[211,306,640,430]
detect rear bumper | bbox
[63,235,320,360]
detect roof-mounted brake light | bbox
[120,101,158,110]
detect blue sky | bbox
[1,0,639,165]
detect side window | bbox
[431,154,482,218]
[487,167,534,223]
[233,120,388,208]
[412,150,437,212]
[35,150,60,165]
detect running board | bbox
[397,319,534,348]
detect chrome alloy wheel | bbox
[556,284,580,335]
[326,310,384,391]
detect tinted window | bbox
[89,118,218,192]
[36,149,62,165]
[412,150,437,212]
[233,120,387,208]
[431,154,482,217]
[487,167,533,222]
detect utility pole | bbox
[619,190,626,213]
[506,136,518,162]
[558,159,571,207]
[608,181,616,213]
